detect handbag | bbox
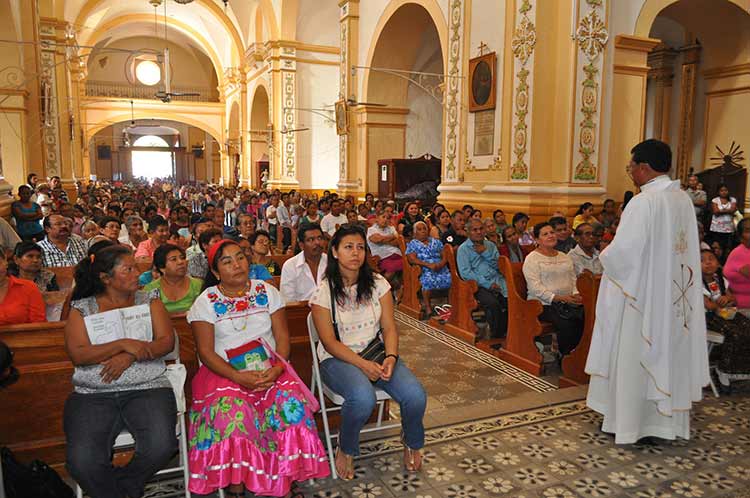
[328,279,387,364]
[258,337,320,412]
[551,301,584,321]
[1,447,74,498]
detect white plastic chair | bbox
[306,313,400,479]
[706,329,725,398]
[75,335,191,498]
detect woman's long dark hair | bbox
[575,202,594,216]
[202,240,241,291]
[324,223,376,305]
[72,245,132,300]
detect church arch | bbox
[634,0,749,37]
[249,84,271,189]
[361,0,448,194]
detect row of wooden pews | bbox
[397,240,601,385]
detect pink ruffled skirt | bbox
[187,365,330,496]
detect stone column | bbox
[266,43,299,190]
[337,0,360,196]
[675,42,701,183]
[39,18,77,200]
[647,44,677,143]
[605,35,660,202]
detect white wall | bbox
[405,25,444,158]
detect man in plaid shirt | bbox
[38,214,87,267]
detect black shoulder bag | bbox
[328,279,387,364]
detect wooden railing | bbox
[84,81,218,102]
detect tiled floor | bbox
[134,313,750,498]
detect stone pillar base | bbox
[438,183,607,223]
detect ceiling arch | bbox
[79,14,224,88]
[70,0,245,67]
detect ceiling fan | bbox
[323,98,388,109]
[152,0,199,103]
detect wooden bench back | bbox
[560,271,602,386]
[442,244,478,342]
[49,266,75,289]
[397,235,422,318]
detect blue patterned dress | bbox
[405,237,451,291]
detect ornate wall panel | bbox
[443,0,463,182]
[339,16,348,179]
[281,56,296,179]
[39,24,61,178]
[510,0,536,181]
[572,0,609,183]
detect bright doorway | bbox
[131,135,175,180]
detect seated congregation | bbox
[1,172,749,497]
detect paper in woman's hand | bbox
[84,303,153,345]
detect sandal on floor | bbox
[335,447,355,480]
[225,492,244,498]
[285,482,304,498]
[401,432,423,472]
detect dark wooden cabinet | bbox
[377,154,441,205]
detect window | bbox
[135,60,161,86]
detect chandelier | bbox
[173,0,195,3]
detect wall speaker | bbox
[192,148,204,159]
[97,145,111,160]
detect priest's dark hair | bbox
[324,223,375,306]
[72,245,132,300]
[631,139,672,172]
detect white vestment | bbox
[585,175,709,444]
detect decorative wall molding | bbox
[510,0,536,181]
[443,0,463,182]
[572,0,609,183]
[39,23,61,178]
[282,70,296,178]
[339,17,348,179]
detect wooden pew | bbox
[49,266,75,289]
[559,272,601,387]
[367,254,381,274]
[0,321,71,470]
[496,255,551,376]
[397,236,422,319]
[439,244,479,343]
[269,254,293,269]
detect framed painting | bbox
[335,99,349,136]
[469,52,496,112]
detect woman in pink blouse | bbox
[724,219,750,309]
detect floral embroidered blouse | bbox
[187,280,285,361]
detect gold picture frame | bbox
[335,99,349,136]
[469,52,496,112]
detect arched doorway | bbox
[131,135,174,181]
[641,0,750,203]
[363,2,446,193]
[249,85,270,190]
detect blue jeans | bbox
[319,358,426,456]
[64,387,177,498]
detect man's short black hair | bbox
[631,139,672,172]
[298,223,323,243]
[574,223,593,237]
[549,216,567,228]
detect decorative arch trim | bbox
[361,0,449,101]
[84,113,222,149]
[74,0,245,65]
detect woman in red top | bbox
[0,250,47,325]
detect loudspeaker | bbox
[97,145,111,160]
[192,148,204,159]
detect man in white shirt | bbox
[280,224,327,302]
[320,199,347,237]
[585,139,708,444]
[568,223,603,276]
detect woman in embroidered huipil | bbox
[186,239,328,498]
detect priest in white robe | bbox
[585,139,709,444]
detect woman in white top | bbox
[367,210,404,298]
[186,239,329,497]
[709,184,737,253]
[310,224,426,480]
[522,222,584,356]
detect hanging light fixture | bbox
[148,0,163,7]
[174,0,195,4]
